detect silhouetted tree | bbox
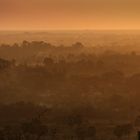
[114,124,133,139]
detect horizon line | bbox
[1,29,140,32]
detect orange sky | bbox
[0,0,140,30]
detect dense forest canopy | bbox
[0,40,140,139]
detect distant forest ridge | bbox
[0,30,140,49]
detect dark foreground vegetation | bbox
[0,41,140,139]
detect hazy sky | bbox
[0,0,140,30]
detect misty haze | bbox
[0,30,140,140]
